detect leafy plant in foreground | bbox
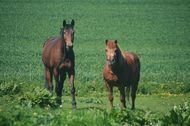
[0,82,22,96]
[162,102,190,126]
[108,108,159,126]
[19,87,57,107]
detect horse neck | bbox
[61,36,74,60]
[61,35,67,59]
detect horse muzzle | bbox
[66,42,73,49]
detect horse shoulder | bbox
[51,39,64,66]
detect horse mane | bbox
[117,46,126,65]
[111,45,126,72]
[60,28,67,61]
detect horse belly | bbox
[42,47,51,67]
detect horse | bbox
[42,20,76,109]
[103,39,140,110]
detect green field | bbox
[0,0,190,125]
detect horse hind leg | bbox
[44,67,53,91]
[131,83,138,110]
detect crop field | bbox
[0,0,190,125]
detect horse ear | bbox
[115,40,118,44]
[63,20,66,27]
[105,39,108,45]
[71,19,75,27]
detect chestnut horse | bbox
[42,20,76,109]
[103,39,140,110]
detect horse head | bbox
[105,39,120,66]
[61,20,75,51]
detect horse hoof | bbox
[72,107,76,111]
[56,97,62,105]
[72,103,77,110]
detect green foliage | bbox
[2,100,189,126]
[0,82,190,126]
[0,82,22,96]
[19,86,57,108]
[0,0,190,125]
[108,108,159,126]
[0,0,190,95]
[162,102,190,126]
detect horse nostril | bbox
[107,58,115,65]
[66,43,73,50]
[111,59,115,64]
[67,42,73,47]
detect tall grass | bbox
[0,0,190,94]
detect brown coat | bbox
[103,39,140,109]
[103,52,140,87]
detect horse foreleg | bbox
[68,69,76,109]
[105,82,113,109]
[45,67,53,91]
[57,70,66,97]
[119,86,126,109]
[53,68,62,105]
[131,84,137,110]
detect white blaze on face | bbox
[64,29,74,48]
[106,49,116,65]
[110,52,114,58]
[105,40,118,65]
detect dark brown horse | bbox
[42,20,76,109]
[103,39,140,110]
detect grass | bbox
[0,83,190,125]
[0,0,190,90]
[0,0,190,125]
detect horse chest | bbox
[59,59,73,69]
[108,72,118,82]
[105,69,130,85]
[59,50,75,69]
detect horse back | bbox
[42,37,63,68]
